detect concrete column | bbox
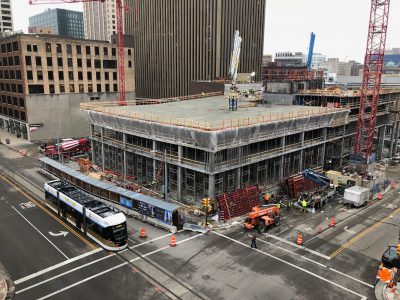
[389,122,396,158]
[153,140,157,180]
[339,137,345,167]
[300,131,305,147]
[279,155,284,180]
[377,126,386,161]
[321,128,327,168]
[178,145,182,163]
[101,127,105,171]
[90,125,94,162]
[299,132,305,171]
[177,166,182,201]
[236,168,241,189]
[208,174,215,199]
[123,133,127,185]
[394,121,400,156]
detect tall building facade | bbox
[0,0,13,34]
[29,9,84,39]
[83,0,121,42]
[126,0,266,99]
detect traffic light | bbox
[202,198,209,208]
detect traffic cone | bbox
[329,217,335,227]
[318,226,322,234]
[377,192,383,200]
[296,233,303,245]
[140,228,147,239]
[170,235,176,247]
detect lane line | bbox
[214,231,367,300]
[330,205,400,258]
[303,235,319,245]
[128,237,136,244]
[0,174,96,250]
[265,233,331,260]
[274,227,290,236]
[248,234,327,268]
[329,268,374,289]
[14,248,103,285]
[36,233,204,300]
[11,206,69,260]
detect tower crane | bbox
[28,0,127,106]
[306,32,316,70]
[354,0,390,165]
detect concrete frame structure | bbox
[0,0,12,34]
[0,33,135,141]
[82,94,349,206]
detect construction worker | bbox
[301,198,308,212]
[276,201,281,209]
[264,193,270,204]
[286,200,292,212]
[251,233,257,249]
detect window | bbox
[28,84,44,94]
[86,59,91,68]
[112,48,116,56]
[57,57,63,67]
[97,84,101,92]
[26,71,33,80]
[78,71,83,80]
[35,56,42,66]
[66,44,72,54]
[113,72,117,80]
[9,70,14,79]
[94,59,101,68]
[25,56,32,66]
[95,46,99,55]
[113,84,118,91]
[56,43,62,53]
[60,84,65,93]
[18,98,24,108]
[2,57,7,66]
[105,84,110,92]
[128,49,131,56]
[20,112,26,121]
[17,85,23,93]
[96,72,100,80]
[68,71,74,80]
[6,43,11,52]
[79,84,84,93]
[69,84,75,92]
[37,71,43,80]
[105,72,109,80]
[58,71,64,80]
[77,58,82,68]
[67,58,73,67]
[48,71,54,80]
[76,45,81,54]
[103,47,108,56]
[103,60,117,69]
[49,84,55,94]
[12,97,18,106]
[12,41,18,52]
[47,57,53,67]
[4,70,8,79]
[7,56,13,66]
[87,72,92,80]
[16,71,21,80]
[27,44,32,52]
[45,43,51,52]
[33,45,38,52]
[14,56,20,65]
[86,45,91,55]
[88,84,93,93]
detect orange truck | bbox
[244,205,280,233]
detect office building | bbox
[384,48,400,67]
[0,0,13,34]
[0,33,135,141]
[28,26,54,35]
[29,8,84,39]
[274,52,307,66]
[126,0,266,98]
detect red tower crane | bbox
[354,0,391,164]
[29,0,127,106]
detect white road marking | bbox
[19,201,36,210]
[214,231,367,300]
[130,232,176,249]
[265,233,331,260]
[48,231,69,237]
[14,248,103,285]
[248,234,327,268]
[274,227,290,236]
[12,206,69,260]
[329,267,374,288]
[128,237,136,244]
[343,226,356,235]
[302,235,319,245]
[36,233,204,300]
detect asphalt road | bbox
[1,143,399,299]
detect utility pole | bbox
[164,149,168,201]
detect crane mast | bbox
[29,0,126,106]
[354,0,390,164]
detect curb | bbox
[0,142,28,157]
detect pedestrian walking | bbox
[251,233,257,249]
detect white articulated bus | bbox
[44,180,128,251]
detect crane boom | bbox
[306,32,315,70]
[354,0,391,163]
[29,0,126,106]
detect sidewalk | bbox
[0,130,38,158]
[0,261,13,300]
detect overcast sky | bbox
[11,0,400,63]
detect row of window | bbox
[0,41,17,53]
[26,70,118,81]
[0,83,23,94]
[0,106,26,121]
[0,95,24,108]
[37,42,132,57]
[25,56,121,69]
[28,83,118,94]
[0,69,21,80]
[0,56,19,66]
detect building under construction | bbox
[82,92,358,206]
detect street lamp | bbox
[250,71,256,83]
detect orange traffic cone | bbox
[318,226,322,234]
[329,217,335,227]
[170,235,176,247]
[296,233,303,245]
[391,182,397,189]
[377,192,383,200]
[140,228,147,239]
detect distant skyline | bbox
[11,0,400,63]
